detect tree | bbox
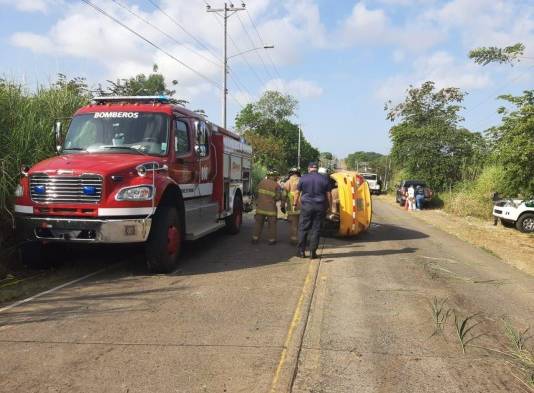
[469,42,532,195]
[386,81,486,190]
[488,91,534,195]
[386,81,465,126]
[235,91,319,173]
[98,64,188,105]
[469,43,525,66]
[345,151,384,172]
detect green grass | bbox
[503,320,534,389]
[0,77,90,270]
[453,311,484,354]
[443,165,506,220]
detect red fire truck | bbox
[14,96,252,273]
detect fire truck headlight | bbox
[115,185,154,201]
[15,184,24,198]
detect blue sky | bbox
[1,0,533,158]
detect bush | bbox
[0,78,89,216]
[444,165,506,219]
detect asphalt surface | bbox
[1,198,533,393]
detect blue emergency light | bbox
[83,186,97,196]
[34,185,46,194]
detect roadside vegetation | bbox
[356,43,533,220]
[427,297,534,390]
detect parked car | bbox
[395,180,433,206]
[493,198,534,233]
[361,173,382,195]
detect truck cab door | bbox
[169,118,195,185]
[194,120,212,187]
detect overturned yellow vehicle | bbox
[325,171,372,237]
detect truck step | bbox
[185,222,226,241]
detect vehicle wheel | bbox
[500,219,515,228]
[18,241,52,269]
[226,193,243,235]
[145,205,182,273]
[516,213,534,233]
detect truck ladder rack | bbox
[92,96,170,104]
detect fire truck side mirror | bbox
[54,121,62,153]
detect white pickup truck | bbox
[361,173,381,195]
[493,199,534,233]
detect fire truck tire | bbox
[18,241,51,269]
[516,213,534,233]
[145,205,182,273]
[226,193,243,235]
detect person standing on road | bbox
[415,185,425,210]
[282,168,301,245]
[252,170,282,245]
[407,184,416,211]
[293,162,332,259]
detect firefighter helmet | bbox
[288,167,301,176]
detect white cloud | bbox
[339,2,389,46]
[8,0,328,99]
[336,2,445,52]
[10,32,55,53]
[263,78,323,99]
[0,0,53,12]
[424,0,534,57]
[233,91,255,106]
[375,51,491,102]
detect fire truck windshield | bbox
[63,112,170,156]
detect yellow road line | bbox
[269,260,318,393]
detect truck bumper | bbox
[15,214,152,243]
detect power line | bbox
[208,10,266,86]
[145,0,221,65]
[246,9,282,79]
[235,12,274,81]
[79,0,243,109]
[109,0,220,67]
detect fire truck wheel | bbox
[146,205,182,273]
[18,241,51,269]
[226,194,243,235]
[516,213,534,233]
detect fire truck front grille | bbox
[30,174,103,204]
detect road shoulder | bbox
[376,194,534,276]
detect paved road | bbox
[1,199,533,392]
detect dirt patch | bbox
[377,195,534,276]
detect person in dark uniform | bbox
[293,162,332,259]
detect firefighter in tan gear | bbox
[282,168,301,245]
[252,170,282,245]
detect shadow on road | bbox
[323,222,429,245]
[0,215,428,327]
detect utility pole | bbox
[206,2,246,129]
[297,124,301,169]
